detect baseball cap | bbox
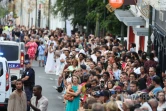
[80,64,86,70]
[24,60,30,65]
[114,86,122,91]
[99,90,110,98]
[75,48,80,52]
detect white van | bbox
[0,41,25,79]
[0,57,11,110]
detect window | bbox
[0,45,19,61]
[0,62,3,76]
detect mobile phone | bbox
[110,90,116,95]
[100,81,105,89]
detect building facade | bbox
[152,10,166,72]
[15,0,73,30]
[114,0,149,52]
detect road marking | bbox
[58,96,62,99]
[50,78,54,80]
[53,86,57,89]
[38,76,48,79]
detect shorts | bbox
[38,55,44,60]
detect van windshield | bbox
[0,45,19,61]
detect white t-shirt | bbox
[134,67,141,75]
[140,102,152,111]
[91,54,97,63]
[157,102,166,111]
[30,96,48,111]
[60,53,66,63]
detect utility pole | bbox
[147,5,153,56]
[48,0,51,29]
[120,5,125,46]
[35,0,37,28]
[20,0,23,25]
[38,4,41,27]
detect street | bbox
[33,61,64,111]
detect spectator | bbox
[157,91,166,110]
[29,85,48,111]
[149,76,162,97]
[8,79,27,111]
[148,99,158,111]
[92,103,104,111]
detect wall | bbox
[128,4,149,52]
[155,10,166,35]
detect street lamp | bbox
[84,26,87,30]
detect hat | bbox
[79,49,86,55]
[75,48,80,52]
[99,90,110,97]
[24,60,30,65]
[62,48,69,51]
[80,64,86,70]
[114,86,122,91]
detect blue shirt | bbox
[152,86,163,96]
[38,45,45,55]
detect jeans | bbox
[24,86,33,111]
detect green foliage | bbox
[0,5,8,18]
[52,0,128,35]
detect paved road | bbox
[33,62,64,111]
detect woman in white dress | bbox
[45,42,56,74]
[55,50,61,76]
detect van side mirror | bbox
[0,69,3,77]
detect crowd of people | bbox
[1,24,166,111]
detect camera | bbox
[100,81,105,89]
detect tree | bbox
[0,5,8,18]
[52,0,125,36]
[52,0,87,32]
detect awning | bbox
[133,28,149,36]
[114,10,135,22]
[123,17,146,26]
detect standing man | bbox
[8,79,27,111]
[22,60,35,111]
[29,85,48,111]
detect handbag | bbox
[64,89,75,101]
[57,80,64,93]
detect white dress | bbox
[55,57,61,76]
[45,46,56,74]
